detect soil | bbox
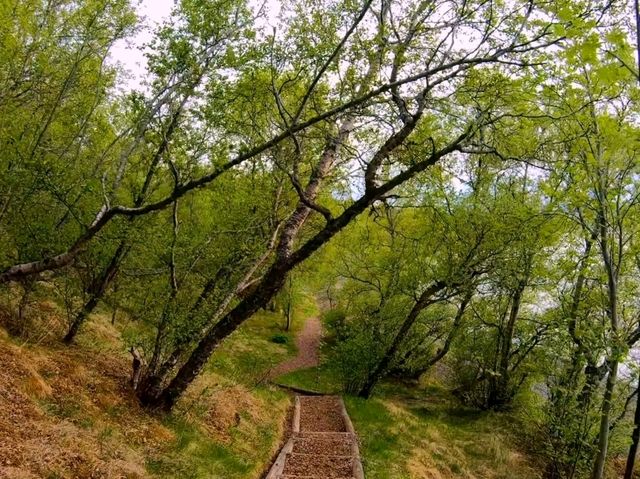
[299,396,346,432]
[270,314,322,378]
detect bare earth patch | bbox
[269,314,322,378]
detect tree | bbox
[135,0,566,411]
[539,22,640,476]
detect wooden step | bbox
[292,436,354,456]
[266,396,364,479]
[277,476,353,479]
[282,453,354,478]
[295,431,354,439]
[299,396,347,432]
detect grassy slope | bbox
[0,292,317,479]
[276,362,541,479]
[345,382,541,479]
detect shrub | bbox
[323,308,347,340]
[328,318,386,394]
[270,333,288,344]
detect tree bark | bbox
[488,280,525,409]
[141,262,289,410]
[624,382,640,479]
[591,359,619,479]
[63,241,127,343]
[358,281,448,399]
[591,200,620,479]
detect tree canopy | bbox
[2,0,640,477]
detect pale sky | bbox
[110,0,280,90]
[109,0,173,90]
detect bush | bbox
[327,317,387,394]
[270,333,288,344]
[323,308,347,340]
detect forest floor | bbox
[1,291,632,479]
[269,313,321,379]
[0,290,319,479]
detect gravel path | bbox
[265,307,364,479]
[270,314,322,378]
[266,395,364,479]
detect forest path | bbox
[265,395,364,479]
[270,313,322,378]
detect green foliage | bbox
[270,333,288,344]
[2,0,640,476]
[322,308,347,341]
[331,320,387,394]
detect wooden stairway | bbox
[266,396,364,479]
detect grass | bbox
[141,295,322,479]
[0,289,322,479]
[344,380,541,479]
[141,290,321,478]
[270,305,543,478]
[276,363,342,394]
[0,287,550,479]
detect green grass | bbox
[276,363,342,394]
[209,291,318,384]
[147,416,252,478]
[344,381,541,479]
[145,292,322,479]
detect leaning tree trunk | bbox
[357,281,447,399]
[139,262,289,410]
[135,28,478,409]
[64,242,127,342]
[63,87,193,343]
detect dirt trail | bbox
[266,395,364,479]
[266,307,364,478]
[270,314,322,378]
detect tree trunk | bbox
[63,241,126,343]
[624,383,640,479]
[564,232,596,392]
[591,359,619,479]
[284,276,293,332]
[591,201,620,479]
[137,80,470,410]
[140,263,289,410]
[487,280,526,409]
[358,281,447,399]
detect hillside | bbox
[0,293,318,479]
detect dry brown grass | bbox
[0,324,170,478]
[0,297,292,479]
